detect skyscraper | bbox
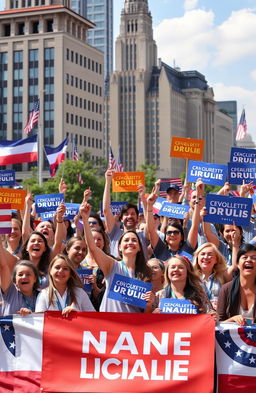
[105,0,233,177]
[0,0,104,180]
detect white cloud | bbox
[213,9,256,66]
[154,8,256,69]
[183,0,199,11]
[212,82,256,141]
[250,69,256,81]
[154,9,215,70]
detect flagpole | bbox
[38,91,45,187]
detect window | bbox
[32,21,39,34]
[66,112,69,123]
[46,19,53,32]
[66,48,69,60]
[17,23,25,35]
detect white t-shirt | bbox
[35,287,95,312]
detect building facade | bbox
[0,1,104,180]
[105,0,233,178]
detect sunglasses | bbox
[89,220,98,225]
[166,230,181,236]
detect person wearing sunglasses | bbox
[146,179,203,262]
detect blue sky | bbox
[114,0,256,142]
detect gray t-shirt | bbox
[2,283,38,316]
[109,224,149,260]
[100,260,143,313]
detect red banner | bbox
[41,312,215,393]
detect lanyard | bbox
[170,288,185,300]
[54,289,70,311]
[203,276,220,300]
[120,261,134,278]
[22,293,36,311]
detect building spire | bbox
[124,0,149,14]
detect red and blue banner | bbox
[0,135,37,165]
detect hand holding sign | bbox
[240,181,254,198]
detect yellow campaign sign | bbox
[0,188,26,210]
[112,172,145,192]
[170,137,204,161]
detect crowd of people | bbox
[0,170,255,326]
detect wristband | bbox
[56,219,63,223]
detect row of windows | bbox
[66,132,102,150]
[66,112,102,131]
[66,94,102,114]
[66,49,102,74]
[65,73,102,96]
[1,19,53,37]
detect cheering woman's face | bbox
[119,232,140,256]
[165,226,183,250]
[167,258,187,284]
[197,246,217,274]
[67,240,87,267]
[50,258,71,286]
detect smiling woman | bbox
[217,244,256,325]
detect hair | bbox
[147,258,165,272]
[64,236,87,254]
[164,222,184,249]
[64,219,75,240]
[91,228,110,255]
[12,260,40,292]
[164,255,210,313]
[228,243,256,317]
[193,242,227,284]
[47,254,83,307]
[20,231,51,274]
[219,224,244,245]
[89,212,105,231]
[36,220,55,233]
[120,203,139,220]
[117,230,152,282]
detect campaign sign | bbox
[65,203,80,219]
[0,170,15,186]
[112,172,145,192]
[160,298,198,314]
[153,197,165,214]
[170,137,204,160]
[230,147,256,164]
[100,201,128,217]
[228,163,256,185]
[0,188,26,210]
[77,269,92,293]
[179,251,193,262]
[40,211,55,220]
[108,274,152,309]
[35,193,64,213]
[204,194,253,226]
[253,190,256,204]
[159,202,190,219]
[187,161,227,186]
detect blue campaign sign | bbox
[153,197,166,214]
[108,273,152,309]
[35,193,64,213]
[0,170,16,186]
[230,147,256,164]
[228,162,256,185]
[77,269,92,293]
[159,202,190,219]
[204,194,253,226]
[187,160,227,186]
[40,211,55,220]
[65,203,80,219]
[253,191,256,204]
[160,298,198,314]
[179,251,193,262]
[100,201,128,216]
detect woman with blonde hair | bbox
[193,242,230,310]
[35,254,95,316]
[155,255,211,314]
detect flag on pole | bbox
[71,136,83,184]
[0,135,38,165]
[236,109,247,141]
[109,145,124,172]
[44,137,68,177]
[0,203,12,234]
[24,99,40,135]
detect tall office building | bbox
[86,0,113,81]
[0,0,104,180]
[105,0,233,177]
[70,0,87,18]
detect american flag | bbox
[236,109,247,141]
[24,99,40,135]
[159,178,183,197]
[109,146,124,172]
[72,136,83,184]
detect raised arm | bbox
[0,237,16,291]
[187,179,203,250]
[80,203,114,276]
[201,207,220,247]
[102,169,116,233]
[145,188,160,248]
[52,202,67,258]
[22,190,34,243]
